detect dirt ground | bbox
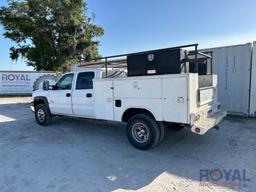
[0,97,255,192]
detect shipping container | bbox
[0,71,56,95]
[250,42,256,116]
[202,43,252,116]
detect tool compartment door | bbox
[162,76,188,123]
[94,80,114,120]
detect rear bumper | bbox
[191,111,227,135]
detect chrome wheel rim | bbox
[131,122,150,143]
[37,108,45,122]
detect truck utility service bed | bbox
[94,73,225,135]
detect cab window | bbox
[55,73,74,90]
[76,72,95,90]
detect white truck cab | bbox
[43,69,101,118]
[32,44,226,150]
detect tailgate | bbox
[198,86,216,106]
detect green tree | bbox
[0,0,104,71]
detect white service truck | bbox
[31,44,226,150]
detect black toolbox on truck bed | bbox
[127,49,186,76]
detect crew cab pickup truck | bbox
[31,44,226,150]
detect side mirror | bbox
[43,80,50,91]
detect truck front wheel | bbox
[35,104,52,126]
[127,114,160,150]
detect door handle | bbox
[66,93,71,97]
[86,93,92,98]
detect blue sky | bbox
[1,0,256,70]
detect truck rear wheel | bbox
[35,104,52,126]
[158,122,165,145]
[127,114,160,150]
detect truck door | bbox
[48,73,74,115]
[72,71,95,118]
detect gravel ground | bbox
[0,97,255,192]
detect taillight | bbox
[195,127,201,133]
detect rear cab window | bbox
[76,72,95,90]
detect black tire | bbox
[157,122,165,145]
[127,114,160,150]
[35,104,52,126]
